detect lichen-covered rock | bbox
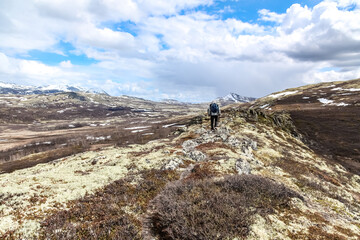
[186,150,206,162]
[226,136,241,147]
[182,140,199,152]
[241,137,258,155]
[163,158,184,170]
[216,127,231,141]
[199,131,218,143]
[235,158,252,174]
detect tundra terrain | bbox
[0,79,359,239]
[0,92,206,173]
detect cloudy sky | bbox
[0,0,359,102]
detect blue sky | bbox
[0,0,359,102]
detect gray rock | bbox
[241,137,258,154]
[250,140,257,150]
[216,127,231,141]
[226,136,241,147]
[182,140,199,152]
[163,158,184,170]
[200,132,217,143]
[235,158,251,175]
[186,150,206,162]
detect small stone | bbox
[250,141,257,150]
[163,158,183,170]
[235,158,251,175]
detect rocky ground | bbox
[0,79,359,239]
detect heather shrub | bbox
[40,169,179,240]
[149,174,303,240]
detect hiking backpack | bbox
[210,103,219,115]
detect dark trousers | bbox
[210,115,219,130]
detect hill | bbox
[0,79,359,239]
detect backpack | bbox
[210,103,219,115]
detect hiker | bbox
[208,101,220,130]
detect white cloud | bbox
[0,0,360,101]
[60,60,73,68]
[0,52,86,86]
[258,9,285,23]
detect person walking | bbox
[208,101,220,130]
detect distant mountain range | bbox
[0,82,256,106]
[216,93,256,105]
[0,82,108,95]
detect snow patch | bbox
[268,91,298,99]
[86,136,111,141]
[334,102,349,106]
[348,88,360,92]
[162,123,177,128]
[124,126,151,130]
[318,98,334,105]
[131,129,146,133]
[332,87,360,92]
[331,87,343,91]
[318,98,349,107]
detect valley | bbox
[0,91,206,173]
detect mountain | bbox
[0,82,108,95]
[161,98,186,105]
[0,79,359,239]
[216,92,256,106]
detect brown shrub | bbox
[149,174,303,240]
[39,169,179,240]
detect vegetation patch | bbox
[149,174,303,240]
[38,169,179,240]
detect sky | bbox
[0,0,360,102]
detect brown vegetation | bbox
[39,169,179,240]
[149,174,303,240]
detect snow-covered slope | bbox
[0,82,108,95]
[216,93,256,106]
